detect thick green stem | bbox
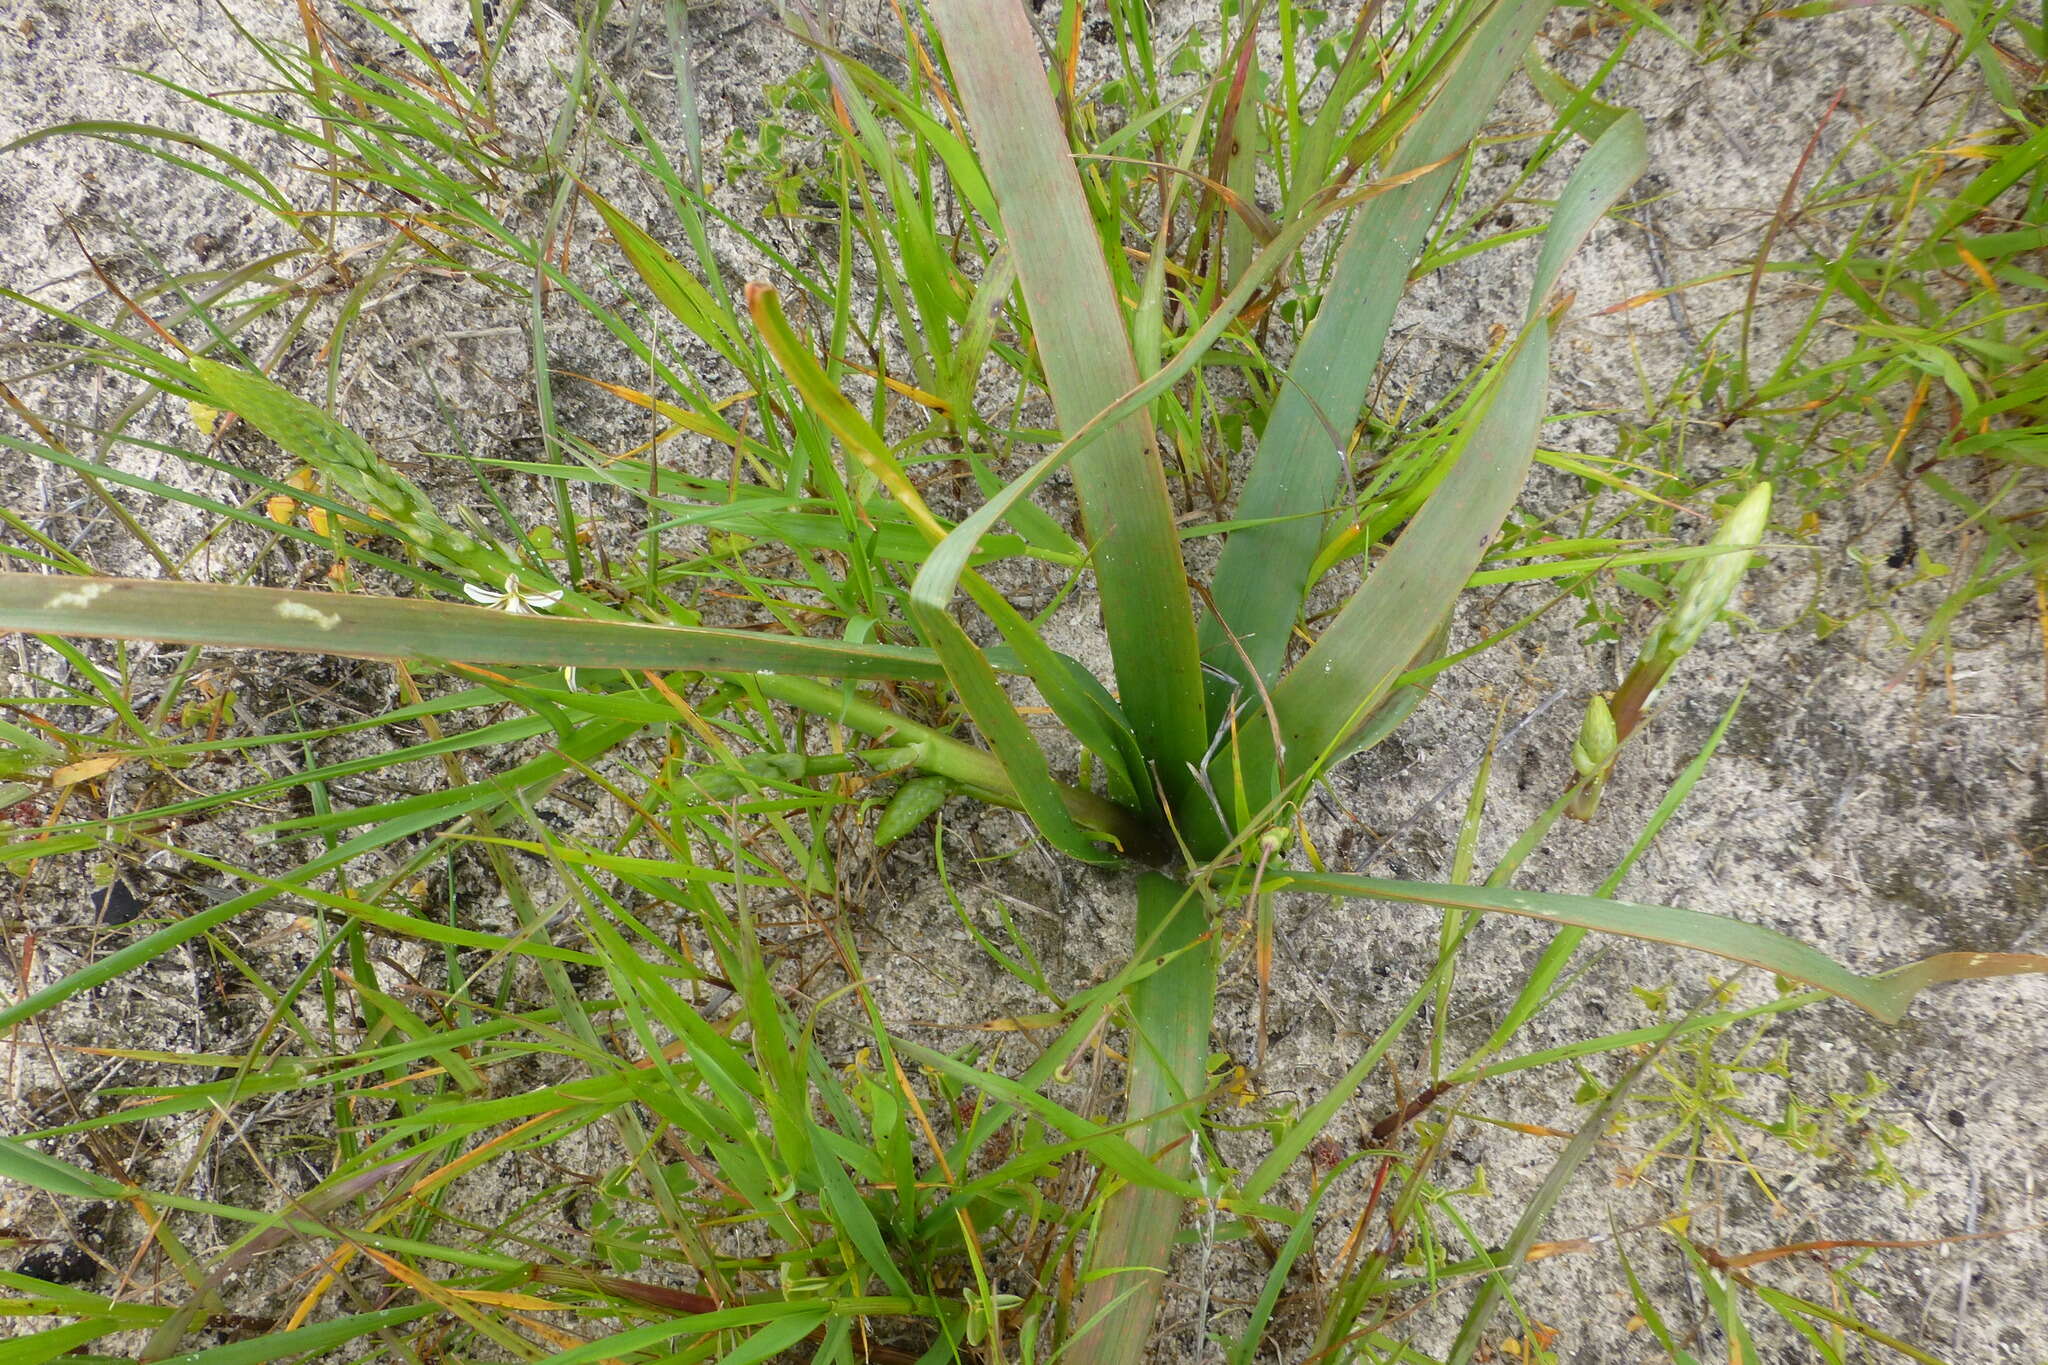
[1068,874,1215,1364]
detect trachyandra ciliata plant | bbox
[0,2,2041,1363]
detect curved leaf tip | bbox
[1273,869,2048,1024]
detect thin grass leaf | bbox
[3,1321,125,1365]
[1468,686,1748,1068]
[1235,967,1438,1205]
[1747,1281,1952,1365]
[889,1037,1201,1200]
[811,1136,916,1299]
[712,1308,835,1365]
[584,183,749,369]
[1224,1154,1360,1365]
[1524,50,1630,145]
[0,1138,128,1200]
[1444,1014,1677,1365]
[128,1305,442,1365]
[1266,868,2048,1024]
[748,283,1145,802]
[822,48,1000,228]
[0,708,646,1033]
[663,0,706,189]
[0,122,321,247]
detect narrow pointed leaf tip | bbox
[1270,870,2048,1024]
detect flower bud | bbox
[1640,482,1772,670]
[1571,694,1618,780]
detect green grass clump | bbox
[0,3,2042,1364]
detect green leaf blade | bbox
[1069,874,1216,1365]
[1260,319,1553,790]
[1201,0,1552,696]
[0,575,947,682]
[1269,869,2048,1023]
[928,0,1207,795]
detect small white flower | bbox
[465,574,576,690]
[464,573,564,614]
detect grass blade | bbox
[663,0,705,191]
[748,283,1148,811]
[1467,685,1747,1070]
[0,1138,128,1199]
[584,183,749,369]
[1444,1012,1677,1365]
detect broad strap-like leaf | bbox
[1267,869,2048,1024]
[901,140,1379,859]
[1247,112,1649,797]
[1244,318,1551,797]
[0,574,1149,852]
[0,575,946,681]
[927,0,1209,799]
[1069,874,1217,1365]
[1200,0,1552,698]
[1526,111,1651,322]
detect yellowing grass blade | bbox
[1267,869,2048,1025]
[583,182,749,370]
